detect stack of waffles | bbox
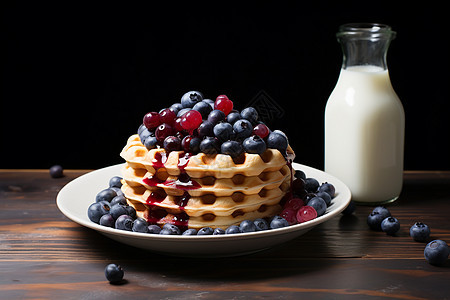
[120,134,294,229]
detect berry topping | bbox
[143,112,161,129]
[214,95,233,115]
[252,123,270,139]
[180,110,203,132]
[240,107,259,124]
[296,206,318,223]
[220,140,244,159]
[181,91,203,108]
[243,135,266,154]
[155,123,175,142]
[159,108,177,125]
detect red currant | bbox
[284,197,304,211]
[155,123,175,141]
[159,108,176,125]
[214,95,233,116]
[143,112,161,129]
[174,117,184,132]
[280,208,298,225]
[296,206,317,223]
[180,110,202,131]
[253,123,270,138]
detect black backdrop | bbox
[2,2,449,170]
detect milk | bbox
[325,65,405,204]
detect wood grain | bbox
[0,170,449,299]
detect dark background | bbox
[1,2,449,170]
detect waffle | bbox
[120,134,295,229]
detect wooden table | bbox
[0,170,449,299]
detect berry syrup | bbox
[143,151,200,227]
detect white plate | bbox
[56,162,351,257]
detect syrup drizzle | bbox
[143,151,199,227]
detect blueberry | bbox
[221,140,244,159]
[266,131,288,154]
[139,127,152,144]
[144,136,158,150]
[372,206,391,219]
[318,182,335,198]
[213,122,234,142]
[96,189,117,203]
[197,227,214,235]
[381,217,400,235]
[148,224,162,234]
[367,211,386,231]
[110,204,128,220]
[192,101,213,119]
[254,218,269,231]
[240,107,259,124]
[138,123,147,135]
[315,191,332,206]
[295,170,306,180]
[239,220,256,233]
[203,99,215,108]
[115,215,134,231]
[181,91,203,108]
[110,187,124,197]
[182,228,198,235]
[200,137,221,155]
[49,165,64,178]
[177,107,192,117]
[159,223,181,235]
[341,201,356,215]
[197,121,214,138]
[88,201,111,224]
[125,205,137,219]
[207,109,226,124]
[410,222,431,242]
[110,195,127,207]
[105,263,124,284]
[99,213,115,228]
[243,135,267,154]
[270,216,289,229]
[233,119,253,140]
[109,176,123,188]
[225,225,241,234]
[307,197,327,216]
[304,178,320,193]
[170,103,183,114]
[163,135,181,152]
[226,111,241,125]
[132,217,149,233]
[213,228,225,235]
[424,240,450,265]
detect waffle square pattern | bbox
[120,134,294,229]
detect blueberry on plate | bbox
[197,227,214,235]
[269,216,289,229]
[95,189,117,203]
[307,196,327,216]
[254,218,269,231]
[239,220,256,233]
[213,228,225,235]
[88,201,111,224]
[99,214,115,228]
[110,195,127,207]
[110,204,129,220]
[148,224,162,234]
[182,228,198,235]
[410,222,431,242]
[304,178,320,193]
[159,224,181,235]
[424,240,450,265]
[109,176,123,188]
[381,217,400,235]
[132,217,149,233]
[115,215,134,231]
[105,263,124,284]
[318,182,335,198]
[315,191,332,206]
[225,225,241,234]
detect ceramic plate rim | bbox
[56,162,351,243]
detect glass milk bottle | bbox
[325,23,405,205]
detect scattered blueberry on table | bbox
[105,264,124,284]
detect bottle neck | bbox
[337,23,396,70]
